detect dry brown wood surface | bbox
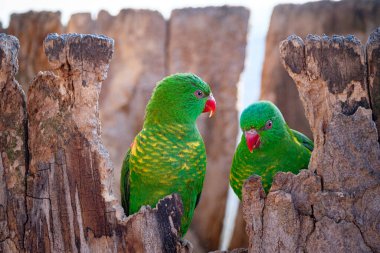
[0,33,190,253]
[239,29,380,253]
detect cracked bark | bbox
[241,30,380,253]
[0,34,28,253]
[0,33,190,253]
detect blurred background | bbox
[1,0,379,252]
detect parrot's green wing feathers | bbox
[120,149,131,215]
[291,129,314,152]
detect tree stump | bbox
[1,32,190,253]
[0,33,28,253]
[241,30,380,253]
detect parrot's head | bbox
[240,101,287,153]
[145,73,216,125]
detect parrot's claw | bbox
[179,238,193,251]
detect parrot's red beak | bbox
[245,129,260,153]
[202,94,216,118]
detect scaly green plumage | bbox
[121,73,213,235]
[230,101,313,199]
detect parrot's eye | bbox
[265,120,272,130]
[194,90,204,99]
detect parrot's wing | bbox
[120,149,131,215]
[291,129,314,152]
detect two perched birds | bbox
[120,73,313,236]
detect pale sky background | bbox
[0,0,320,250]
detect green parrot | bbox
[230,101,313,199]
[120,73,216,236]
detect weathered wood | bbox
[261,0,380,140]
[0,34,28,253]
[66,10,167,204]
[239,31,380,253]
[243,19,380,253]
[241,176,265,253]
[168,7,250,251]
[7,11,63,91]
[23,33,188,253]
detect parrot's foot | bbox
[178,238,193,252]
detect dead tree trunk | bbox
[241,30,380,253]
[0,34,28,252]
[0,32,190,253]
